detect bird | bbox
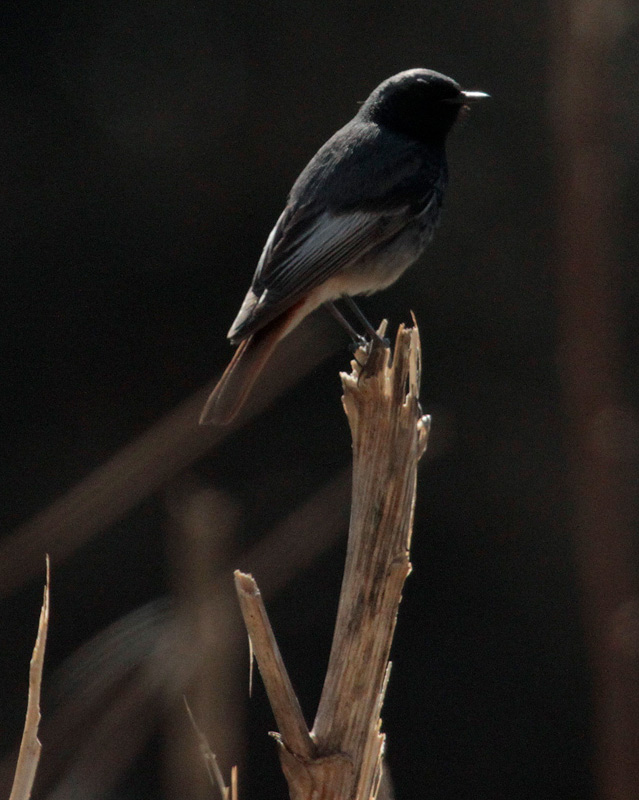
[200,68,487,425]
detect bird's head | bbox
[359,68,488,144]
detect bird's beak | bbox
[461,90,490,101]
[442,90,490,105]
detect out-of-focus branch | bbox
[0,467,352,800]
[236,323,429,799]
[552,2,639,799]
[0,319,338,598]
[163,484,245,800]
[184,700,238,800]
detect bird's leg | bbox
[341,295,390,348]
[324,299,391,378]
[324,302,367,349]
[341,295,393,375]
[323,301,370,370]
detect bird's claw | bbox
[351,334,392,383]
[349,336,369,354]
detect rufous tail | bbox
[199,311,296,426]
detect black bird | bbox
[201,68,487,424]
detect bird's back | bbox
[288,117,447,215]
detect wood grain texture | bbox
[235,321,429,799]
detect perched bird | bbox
[200,68,487,425]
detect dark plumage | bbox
[201,68,487,424]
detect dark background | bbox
[2,1,638,799]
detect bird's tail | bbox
[199,306,301,426]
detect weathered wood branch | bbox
[235,572,316,763]
[235,320,429,799]
[9,558,50,800]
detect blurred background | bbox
[2,1,639,798]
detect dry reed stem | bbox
[234,572,315,762]
[235,321,428,800]
[9,557,50,800]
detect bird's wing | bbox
[228,200,419,341]
[227,125,445,342]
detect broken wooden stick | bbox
[236,320,429,799]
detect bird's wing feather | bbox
[228,127,443,341]
[262,206,406,292]
[229,202,414,341]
